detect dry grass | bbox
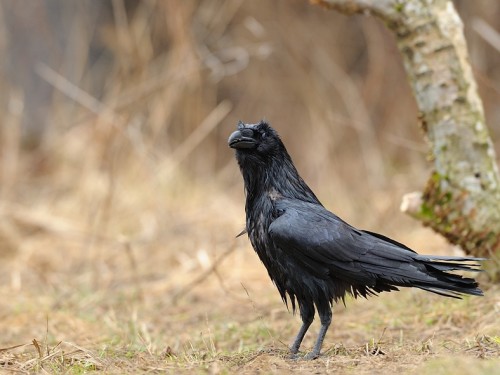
[0,188,498,373]
[0,236,499,374]
[0,0,500,373]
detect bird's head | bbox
[228,120,319,203]
[228,121,284,165]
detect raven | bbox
[228,120,484,360]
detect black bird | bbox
[228,120,484,360]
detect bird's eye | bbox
[261,133,267,139]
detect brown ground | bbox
[0,186,498,374]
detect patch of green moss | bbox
[394,2,404,13]
[419,171,500,273]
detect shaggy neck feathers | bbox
[237,145,320,208]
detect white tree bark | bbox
[313,0,500,276]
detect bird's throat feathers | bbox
[237,146,320,207]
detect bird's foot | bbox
[303,351,320,360]
[288,346,299,360]
[287,350,320,361]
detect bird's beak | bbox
[228,130,256,149]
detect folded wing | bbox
[269,199,484,298]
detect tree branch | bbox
[312,0,401,22]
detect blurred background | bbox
[0,0,499,353]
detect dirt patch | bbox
[0,225,498,374]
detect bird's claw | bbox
[303,351,320,360]
[287,351,320,360]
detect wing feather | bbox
[269,199,428,285]
[267,198,483,298]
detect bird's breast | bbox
[246,197,277,257]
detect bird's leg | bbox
[289,301,314,356]
[289,320,312,355]
[304,305,332,360]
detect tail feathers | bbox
[418,255,485,265]
[419,255,485,273]
[416,274,484,298]
[413,255,485,298]
[417,286,480,299]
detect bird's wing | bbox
[268,199,421,284]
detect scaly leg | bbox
[289,300,314,355]
[304,304,332,360]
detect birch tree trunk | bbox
[312,0,500,278]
